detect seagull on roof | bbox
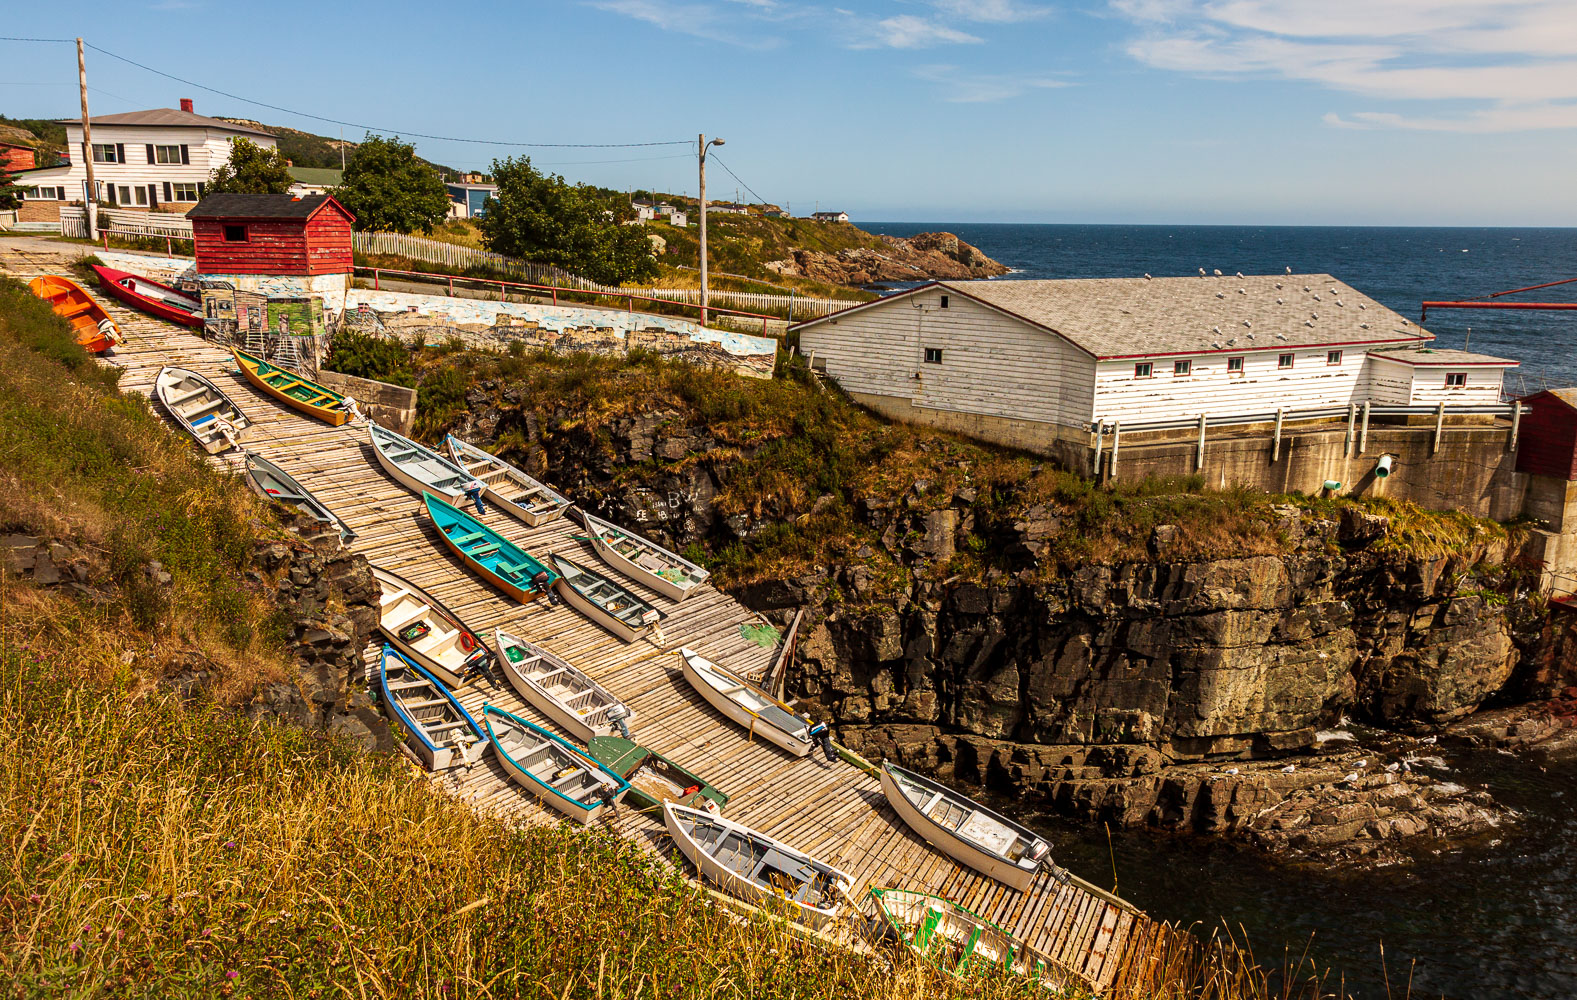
[1144,273,1152,280]
[1216,292,1225,298]
[1235,271,1244,278]
[1243,320,1251,327]
[1285,266,1292,274]
[1212,326,1221,334]
[1199,267,1208,276]
[1359,303,1367,310]
[1277,333,1288,339]
[1277,298,1284,305]
[1361,323,1369,329]
[1213,269,1223,276]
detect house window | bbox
[1278,353,1295,369]
[118,186,132,204]
[1134,362,1153,378]
[133,186,147,206]
[939,295,949,309]
[1227,356,1244,373]
[223,224,248,243]
[1173,360,1192,376]
[1327,350,1343,365]
[172,183,200,202]
[22,186,62,200]
[924,347,943,364]
[154,144,183,164]
[1446,372,1467,388]
[91,143,119,163]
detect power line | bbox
[0,36,692,149]
[708,153,770,207]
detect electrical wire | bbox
[707,153,771,207]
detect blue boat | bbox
[482,704,630,824]
[377,644,484,770]
[423,492,557,602]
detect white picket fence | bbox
[60,206,193,240]
[352,230,862,319]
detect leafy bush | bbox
[322,330,415,387]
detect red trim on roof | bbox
[1368,355,1519,367]
[1097,337,1432,361]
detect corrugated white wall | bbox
[1406,366,1507,405]
[800,289,1097,428]
[1093,346,1371,422]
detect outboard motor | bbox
[808,721,838,763]
[606,702,633,740]
[532,569,558,606]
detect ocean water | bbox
[859,224,1577,999]
[863,223,1577,392]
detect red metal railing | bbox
[101,228,192,257]
[355,265,782,332]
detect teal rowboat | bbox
[482,705,629,824]
[586,735,728,812]
[424,492,556,603]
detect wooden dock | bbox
[2,244,1194,994]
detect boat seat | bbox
[388,605,432,631]
[532,666,567,684]
[470,544,500,558]
[387,680,429,693]
[402,697,450,711]
[181,397,227,419]
[496,561,531,576]
[448,531,487,546]
[379,588,411,607]
[166,386,209,407]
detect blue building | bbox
[445,181,497,219]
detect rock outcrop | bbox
[766,231,1008,285]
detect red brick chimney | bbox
[180,98,194,113]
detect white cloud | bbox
[587,0,783,46]
[929,0,1053,23]
[846,14,984,49]
[913,63,1072,101]
[1113,0,1577,131]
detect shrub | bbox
[322,330,416,387]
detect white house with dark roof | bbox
[14,100,275,222]
[790,274,1518,460]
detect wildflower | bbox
[28,894,40,903]
[68,941,80,952]
[224,841,238,849]
[225,971,238,980]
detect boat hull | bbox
[484,706,627,824]
[232,348,350,425]
[679,649,811,757]
[586,736,726,812]
[154,366,252,454]
[869,887,1027,977]
[583,512,706,602]
[371,426,466,502]
[446,435,570,527]
[372,565,490,688]
[378,646,482,770]
[27,275,121,352]
[90,265,202,328]
[245,453,356,544]
[494,630,630,744]
[879,765,1036,892]
[663,802,849,927]
[553,575,648,642]
[424,493,552,604]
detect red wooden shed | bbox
[186,193,354,276]
[1515,388,1577,480]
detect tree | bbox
[206,137,295,194]
[478,157,659,286]
[0,170,25,211]
[332,134,449,234]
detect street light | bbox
[698,134,724,326]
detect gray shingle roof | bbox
[186,194,342,220]
[930,274,1432,359]
[1369,347,1518,366]
[56,108,274,138]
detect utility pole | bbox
[697,133,724,326]
[77,37,97,239]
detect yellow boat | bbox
[231,347,351,426]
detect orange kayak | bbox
[27,275,123,353]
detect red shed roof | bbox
[186,193,354,224]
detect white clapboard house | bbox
[15,100,276,222]
[791,274,1518,463]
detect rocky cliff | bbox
[766,231,1009,285]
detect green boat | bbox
[867,887,1082,990]
[424,492,556,603]
[585,735,727,812]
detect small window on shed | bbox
[1134,362,1153,378]
[1327,350,1343,365]
[1173,359,1192,376]
[939,294,949,309]
[1278,353,1295,369]
[1446,372,1467,388]
[924,347,943,364]
[223,224,248,243]
[1227,356,1244,374]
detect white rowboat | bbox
[664,802,853,927]
[679,647,812,757]
[377,645,484,770]
[581,511,708,602]
[493,627,635,744]
[483,705,628,824]
[369,424,469,501]
[445,435,572,526]
[879,761,1055,892]
[154,366,251,453]
[371,564,491,688]
[549,552,664,643]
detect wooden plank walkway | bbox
[2,244,1194,994]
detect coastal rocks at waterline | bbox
[765,231,1009,285]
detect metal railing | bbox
[1093,401,1521,436]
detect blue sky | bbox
[5,1,1577,225]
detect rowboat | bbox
[244,453,356,544]
[493,627,635,743]
[581,511,708,602]
[232,347,352,425]
[586,735,728,812]
[445,434,572,526]
[663,802,854,926]
[425,493,555,603]
[868,887,1030,978]
[26,275,122,352]
[370,424,469,501]
[371,564,491,688]
[377,644,484,770]
[482,705,629,824]
[679,647,813,757]
[880,762,1055,892]
[548,552,664,643]
[90,264,202,328]
[153,366,252,453]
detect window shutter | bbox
[163,182,173,202]
[196,182,205,197]
[106,185,117,205]
[148,184,159,208]
[145,144,155,163]
[179,144,190,165]
[116,143,126,164]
